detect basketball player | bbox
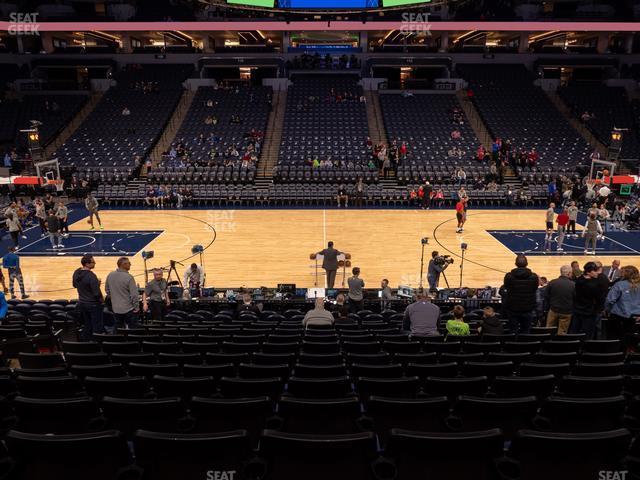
[567,201,578,237]
[545,203,555,230]
[556,208,569,252]
[455,198,467,234]
[85,193,103,230]
[582,213,602,255]
[543,227,553,253]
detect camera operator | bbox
[183,262,204,296]
[427,251,452,291]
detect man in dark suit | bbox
[317,241,344,289]
[603,259,622,284]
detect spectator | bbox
[571,261,582,281]
[380,278,393,309]
[402,289,440,337]
[603,259,622,284]
[545,265,576,335]
[447,305,470,336]
[536,277,548,325]
[348,267,365,313]
[605,265,640,349]
[237,292,261,316]
[332,293,350,321]
[571,261,607,339]
[105,257,140,331]
[0,288,6,323]
[478,306,504,335]
[302,297,334,328]
[502,255,539,334]
[73,255,104,340]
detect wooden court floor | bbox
[19,209,640,299]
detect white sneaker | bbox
[41,233,45,238]
[584,250,589,254]
[21,235,27,239]
[557,247,563,252]
[63,234,69,238]
[58,244,64,248]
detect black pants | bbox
[60,219,69,234]
[607,313,637,350]
[38,218,47,234]
[149,300,167,321]
[325,269,337,289]
[349,298,364,314]
[10,231,19,247]
[568,220,576,235]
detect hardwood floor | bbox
[17,209,638,299]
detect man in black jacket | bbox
[502,255,539,334]
[72,255,104,340]
[571,261,607,339]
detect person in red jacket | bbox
[556,208,570,252]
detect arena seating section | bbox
[457,64,592,181]
[558,84,640,160]
[148,85,272,188]
[52,64,192,173]
[378,92,516,204]
[0,298,636,479]
[275,75,371,181]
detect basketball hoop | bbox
[46,179,65,193]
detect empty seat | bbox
[101,397,187,436]
[133,430,258,480]
[537,396,626,433]
[384,428,504,480]
[279,397,362,434]
[287,376,353,398]
[5,430,132,480]
[504,429,631,480]
[259,430,378,480]
[13,396,103,434]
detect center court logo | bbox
[400,12,432,35]
[8,12,40,36]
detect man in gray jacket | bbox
[302,298,335,328]
[105,257,140,331]
[403,289,440,337]
[545,265,575,335]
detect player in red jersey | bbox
[556,208,570,252]
[455,198,468,234]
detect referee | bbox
[143,268,170,320]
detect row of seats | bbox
[3,427,634,480]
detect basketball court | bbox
[5,207,639,299]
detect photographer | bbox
[427,251,452,291]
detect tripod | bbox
[459,246,467,288]
[419,242,426,290]
[440,269,451,289]
[166,260,184,288]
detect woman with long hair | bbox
[605,265,640,351]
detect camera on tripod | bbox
[434,255,454,267]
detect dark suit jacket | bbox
[319,247,342,271]
[603,267,622,283]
